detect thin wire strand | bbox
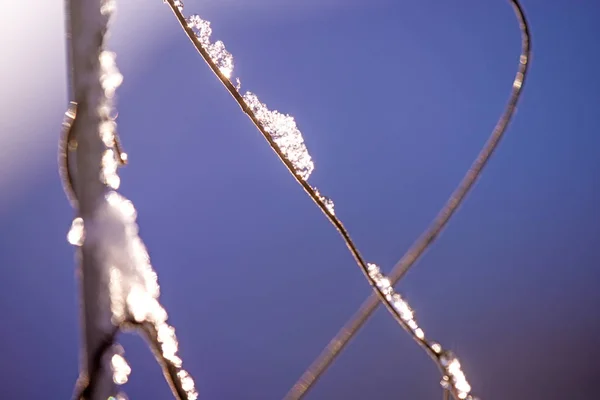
[286,1,531,398]
[58,101,78,207]
[137,322,192,400]
[71,320,192,400]
[164,2,526,399]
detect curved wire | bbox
[59,102,128,209]
[164,1,531,398]
[58,101,78,207]
[286,1,531,397]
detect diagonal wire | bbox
[137,322,194,400]
[285,1,531,397]
[444,388,451,400]
[71,321,192,400]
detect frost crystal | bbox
[366,263,475,400]
[101,149,121,189]
[98,48,123,190]
[67,217,85,246]
[100,120,117,147]
[243,92,315,180]
[181,9,316,182]
[314,187,335,215]
[178,370,198,398]
[186,14,233,78]
[111,353,131,385]
[100,0,116,16]
[207,41,234,79]
[173,0,184,12]
[99,51,123,99]
[187,14,212,47]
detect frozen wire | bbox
[63,0,197,398]
[161,1,531,398]
[286,1,531,398]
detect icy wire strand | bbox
[62,0,197,398]
[163,2,507,399]
[166,2,474,399]
[64,0,122,397]
[62,97,197,400]
[287,1,531,398]
[71,320,196,400]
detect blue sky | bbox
[0,0,599,399]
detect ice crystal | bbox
[101,149,121,189]
[186,14,233,78]
[181,9,315,181]
[243,92,315,180]
[173,0,184,12]
[187,14,212,47]
[100,120,117,147]
[111,353,131,385]
[207,41,234,78]
[67,217,85,246]
[98,47,123,190]
[314,187,335,215]
[100,0,116,16]
[99,51,123,99]
[366,263,476,400]
[178,370,198,399]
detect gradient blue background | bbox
[1,0,599,398]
